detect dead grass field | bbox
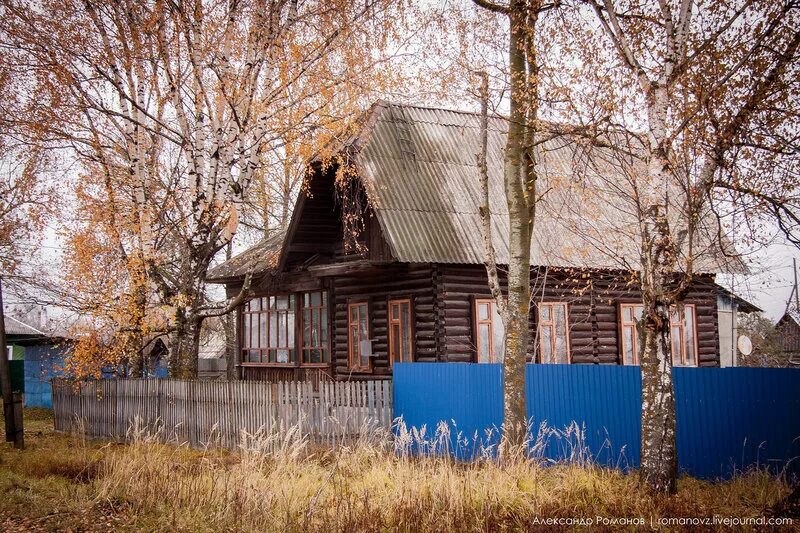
[0,409,796,532]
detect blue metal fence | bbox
[393,363,800,480]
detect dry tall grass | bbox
[83,419,793,532]
[0,411,794,531]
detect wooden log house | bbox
[208,102,746,382]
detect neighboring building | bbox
[716,286,761,367]
[198,319,229,380]
[209,102,741,382]
[775,313,800,366]
[4,311,69,408]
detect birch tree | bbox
[551,0,800,492]
[471,0,561,448]
[1,0,405,377]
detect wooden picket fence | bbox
[52,378,393,450]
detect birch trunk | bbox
[501,0,535,448]
[638,288,678,493]
[224,242,237,379]
[637,82,680,493]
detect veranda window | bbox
[388,299,413,364]
[537,302,570,364]
[241,295,296,364]
[474,298,504,363]
[619,303,698,366]
[348,302,371,370]
[301,291,329,364]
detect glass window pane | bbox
[321,312,328,344]
[278,313,287,346]
[478,302,489,321]
[685,308,695,365]
[540,304,551,322]
[401,304,411,362]
[322,292,327,306]
[249,315,257,349]
[350,326,359,363]
[541,326,552,362]
[671,326,682,364]
[303,310,311,346]
[478,323,491,363]
[312,309,320,346]
[311,292,321,306]
[391,324,401,363]
[493,329,504,364]
[623,306,633,322]
[242,314,250,348]
[624,326,634,365]
[554,333,567,363]
[492,304,504,362]
[359,313,368,367]
[350,305,358,322]
[269,312,278,348]
[288,310,295,348]
[554,304,566,334]
[634,305,643,321]
[277,349,288,364]
[259,312,267,348]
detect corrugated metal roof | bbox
[357,102,732,271]
[214,101,736,279]
[207,231,284,282]
[5,315,47,337]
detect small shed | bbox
[775,313,800,365]
[4,313,70,408]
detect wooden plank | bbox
[51,378,395,452]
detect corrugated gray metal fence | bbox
[52,378,393,449]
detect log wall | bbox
[228,263,720,380]
[438,265,720,366]
[331,263,438,378]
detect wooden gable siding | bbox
[437,265,720,366]
[283,167,340,269]
[284,166,393,270]
[330,263,437,379]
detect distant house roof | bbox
[198,329,227,359]
[4,314,47,337]
[777,312,800,330]
[716,285,762,313]
[207,231,285,283]
[213,101,740,279]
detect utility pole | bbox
[0,277,23,448]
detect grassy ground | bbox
[0,409,796,532]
